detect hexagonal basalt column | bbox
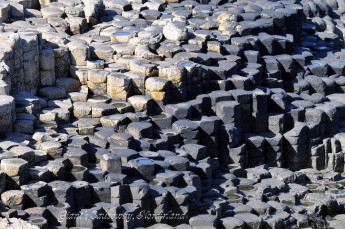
[128,157,155,181]
[0,95,15,136]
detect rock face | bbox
[163,22,188,41]
[0,218,39,229]
[0,95,15,136]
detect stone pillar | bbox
[20,32,40,95]
[0,95,15,137]
[54,46,70,78]
[40,48,55,87]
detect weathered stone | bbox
[1,190,25,209]
[1,158,28,177]
[163,22,188,41]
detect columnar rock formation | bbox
[0,0,345,228]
